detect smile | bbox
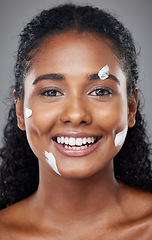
[53,134,102,157]
[56,136,99,150]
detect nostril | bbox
[64,120,71,124]
[81,120,87,124]
[63,120,88,125]
[59,103,92,126]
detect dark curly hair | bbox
[0,3,152,210]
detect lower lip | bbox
[53,139,102,157]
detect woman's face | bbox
[18,31,135,178]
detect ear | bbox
[128,87,138,128]
[13,90,25,131]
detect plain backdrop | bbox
[0,0,152,147]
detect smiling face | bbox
[15,31,137,178]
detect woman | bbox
[0,3,152,239]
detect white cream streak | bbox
[98,65,109,80]
[45,151,61,176]
[115,126,128,147]
[25,108,32,118]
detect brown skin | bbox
[0,31,152,239]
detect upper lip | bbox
[52,132,101,138]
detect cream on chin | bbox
[45,151,61,176]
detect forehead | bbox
[30,31,123,75]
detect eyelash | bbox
[89,88,113,97]
[40,88,63,97]
[40,87,113,98]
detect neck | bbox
[31,161,119,220]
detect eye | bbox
[89,88,113,97]
[40,89,63,97]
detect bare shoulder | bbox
[119,183,152,225]
[110,184,152,239]
[0,208,8,239]
[0,199,30,239]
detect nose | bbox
[60,97,92,126]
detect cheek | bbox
[25,104,59,134]
[24,104,60,155]
[94,99,128,132]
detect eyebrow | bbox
[32,73,120,85]
[89,73,120,85]
[32,73,65,85]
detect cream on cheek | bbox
[25,107,32,118]
[45,151,61,176]
[114,126,128,147]
[98,65,128,147]
[25,106,61,175]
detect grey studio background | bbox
[0,0,152,148]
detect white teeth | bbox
[69,137,76,146]
[75,138,83,146]
[80,146,84,150]
[76,147,81,150]
[57,137,61,144]
[56,136,97,147]
[82,137,87,144]
[65,137,69,145]
[61,136,64,144]
[87,137,91,144]
[63,145,85,150]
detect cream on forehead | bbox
[25,108,32,118]
[45,151,61,176]
[98,65,109,80]
[115,126,128,147]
